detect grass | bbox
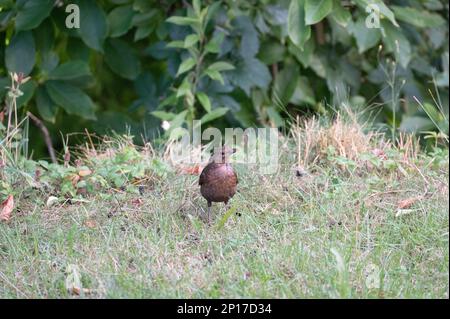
[0,117,448,298]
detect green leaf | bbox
[151,111,177,121]
[108,5,135,37]
[399,116,434,133]
[205,32,225,53]
[257,41,286,65]
[75,0,108,52]
[206,61,235,72]
[353,0,398,27]
[5,31,35,75]
[350,17,381,53]
[15,0,54,31]
[16,80,36,108]
[48,60,91,80]
[273,65,299,104]
[196,92,211,113]
[104,39,141,80]
[203,69,224,85]
[200,107,229,124]
[176,57,196,76]
[290,76,316,106]
[304,0,333,25]
[35,85,57,123]
[330,0,351,27]
[266,107,284,127]
[166,16,200,27]
[382,21,412,68]
[391,5,445,28]
[33,18,54,53]
[166,41,185,49]
[183,34,200,48]
[46,81,96,120]
[229,58,271,96]
[288,0,311,49]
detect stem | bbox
[27,112,57,164]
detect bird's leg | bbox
[207,201,212,225]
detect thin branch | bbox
[26,112,57,164]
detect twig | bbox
[314,22,326,45]
[26,112,57,163]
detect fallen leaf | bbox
[397,197,421,209]
[178,165,204,175]
[0,195,14,222]
[84,219,97,228]
[78,169,92,177]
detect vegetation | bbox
[0,112,448,298]
[0,0,449,156]
[0,0,448,299]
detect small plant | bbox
[153,0,234,136]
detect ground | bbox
[0,136,448,298]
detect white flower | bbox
[161,120,171,131]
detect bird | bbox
[199,145,238,223]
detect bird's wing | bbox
[234,169,238,184]
[199,165,209,185]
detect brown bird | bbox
[199,145,238,223]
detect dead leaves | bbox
[397,196,422,210]
[0,195,14,222]
[177,164,204,175]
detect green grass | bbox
[0,129,449,298]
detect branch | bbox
[26,112,57,164]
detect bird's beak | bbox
[232,148,237,153]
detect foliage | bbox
[0,0,448,157]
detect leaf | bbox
[48,60,91,80]
[350,17,381,53]
[234,16,259,59]
[15,0,54,31]
[5,31,36,75]
[257,41,286,65]
[196,92,211,113]
[183,34,200,48]
[288,0,311,49]
[391,5,445,28]
[33,18,54,53]
[397,197,421,209]
[104,39,141,80]
[108,5,135,37]
[205,32,225,53]
[382,21,412,68]
[75,0,108,52]
[0,195,14,222]
[203,69,224,85]
[176,57,196,76]
[216,205,238,230]
[353,0,398,27]
[166,16,200,27]
[399,116,434,133]
[273,65,299,104]
[36,85,57,123]
[206,61,235,72]
[16,79,37,108]
[229,58,271,96]
[266,107,284,127]
[304,0,333,25]
[331,0,351,27]
[200,107,229,124]
[46,81,96,120]
[151,111,177,121]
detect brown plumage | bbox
[199,145,238,223]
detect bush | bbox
[0,0,448,156]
